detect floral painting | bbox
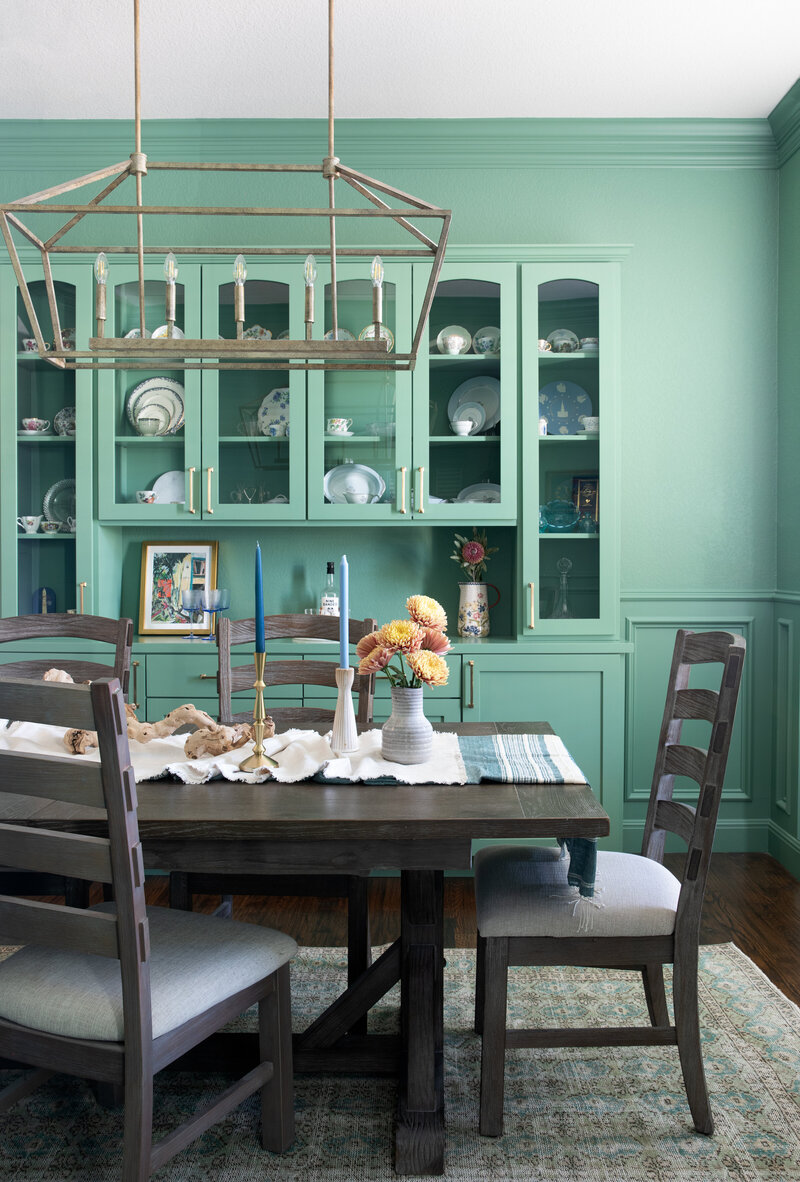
[138,541,218,636]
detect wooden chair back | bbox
[217,613,377,727]
[0,614,134,698]
[0,676,151,1052]
[641,629,746,937]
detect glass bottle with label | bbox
[319,561,339,616]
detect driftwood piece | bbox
[183,722,255,759]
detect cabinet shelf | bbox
[17,532,75,541]
[538,351,598,363]
[16,435,75,444]
[429,435,500,443]
[539,532,599,540]
[114,435,185,443]
[539,434,598,443]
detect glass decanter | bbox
[547,557,574,619]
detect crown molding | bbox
[769,79,800,167]
[0,117,778,174]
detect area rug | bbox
[1,942,799,1180]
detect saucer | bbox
[18,429,51,436]
[326,431,353,438]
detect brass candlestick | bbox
[239,651,278,772]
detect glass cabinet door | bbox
[8,269,95,615]
[201,265,305,520]
[307,263,413,520]
[96,264,202,521]
[521,263,620,635]
[411,263,517,521]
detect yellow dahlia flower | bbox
[379,619,424,653]
[406,595,447,632]
[406,650,449,687]
[355,630,381,660]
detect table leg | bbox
[396,868,444,1176]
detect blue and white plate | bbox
[538,381,592,435]
[257,387,290,435]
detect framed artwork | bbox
[138,541,218,636]
[572,476,599,522]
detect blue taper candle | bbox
[255,542,265,653]
[339,554,349,668]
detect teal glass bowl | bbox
[542,499,579,532]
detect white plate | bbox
[455,482,502,504]
[124,327,152,339]
[358,323,394,351]
[538,380,592,435]
[127,377,185,434]
[324,463,386,504]
[243,324,272,340]
[448,376,501,430]
[450,400,486,434]
[152,470,185,504]
[323,328,356,341]
[43,478,76,523]
[257,387,290,435]
[152,324,186,339]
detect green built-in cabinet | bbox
[0,250,627,845]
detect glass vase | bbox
[381,686,433,765]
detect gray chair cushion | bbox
[0,903,297,1042]
[474,845,681,938]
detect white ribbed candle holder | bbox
[331,666,359,754]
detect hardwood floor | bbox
[142,852,800,1008]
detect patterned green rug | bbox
[1,942,799,1180]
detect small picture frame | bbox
[138,541,218,636]
[572,476,599,522]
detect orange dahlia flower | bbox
[406,650,449,687]
[406,594,448,632]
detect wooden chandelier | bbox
[0,0,450,372]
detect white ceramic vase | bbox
[381,686,433,765]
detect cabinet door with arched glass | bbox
[411,263,517,521]
[95,261,202,521]
[200,263,306,520]
[307,261,413,520]
[3,266,94,615]
[520,262,620,635]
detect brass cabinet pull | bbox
[131,660,140,710]
[79,582,87,615]
[467,659,475,709]
[528,581,535,629]
[199,673,216,680]
[206,467,214,513]
[417,466,425,513]
[188,466,196,514]
[400,466,407,514]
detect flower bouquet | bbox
[357,596,450,764]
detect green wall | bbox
[0,115,790,867]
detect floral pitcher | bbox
[457,582,501,638]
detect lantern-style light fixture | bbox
[0,0,449,373]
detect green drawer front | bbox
[145,653,219,699]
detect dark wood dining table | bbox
[2,720,609,1176]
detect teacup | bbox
[17,515,42,533]
[537,339,552,352]
[267,423,287,438]
[40,522,60,534]
[21,417,50,433]
[135,490,157,504]
[578,415,599,434]
[450,420,472,436]
[327,417,352,435]
[21,338,38,352]
[135,417,162,437]
[344,491,370,504]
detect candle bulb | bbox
[94,252,108,338]
[164,251,178,337]
[339,554,349,669]
[255,542,265,653]
[304,253,317,341]
[233,253,247,340]
[371,254,384,340]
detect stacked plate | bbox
[447,376,501,432]
[126,377,185,436]
[324,463,386,504]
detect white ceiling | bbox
[2,0,799,121]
